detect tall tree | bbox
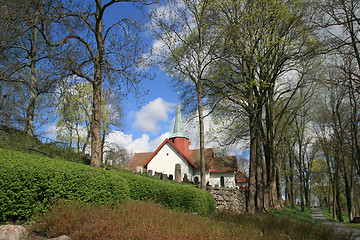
[150,0,220,189]
[210,0,318,212]
[44,0,151,167]
[0,0,63,137]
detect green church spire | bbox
[171,100,187,138]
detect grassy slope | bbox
[27,201,344,240]
[321,207,360,231]
[0,126,345,239]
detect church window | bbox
[220,176,225,187]
[194,176,199,185]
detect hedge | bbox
[0,149,130,222]
[0,148,216,223]
[116,172,216,216]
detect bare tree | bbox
[42,0,152,167]
[150,0,220,189]
[0,0,64,136]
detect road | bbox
[312,207,360,240]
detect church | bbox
[129,101,248,188]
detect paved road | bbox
[312,208,360,240]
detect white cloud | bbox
[105,131,133,149]
[104,130,171,155]
[132,98,176,134]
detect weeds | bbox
[28,201,344,240]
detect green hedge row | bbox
[0,148,215,223]
[117,172,216,216]
[0,149,130,222]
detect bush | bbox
[29,201,247,240]
[0,148,130,222]
[0,148,215,223]
[116,171,216,216]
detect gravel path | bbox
[312,207,360,240]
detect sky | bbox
[87,1,184,154]
[43,1,246,157]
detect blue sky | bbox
[43,1,246,157]
[103,1,181,154]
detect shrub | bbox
[29,201,250,240]
[0,149,130,223]
[116,171,216,216]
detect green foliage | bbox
[0,147,215,223]
[0,125,41,150]
[0,125,90,164]
[270,204,317,224]
[116,170,216,216]
[0,148,130,222]
[321,207,350,223]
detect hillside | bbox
[0,126,345,239]
[0,126,215,222]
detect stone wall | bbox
[206,187,247,213]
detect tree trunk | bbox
[289,151,296,208]
[256,129,264,211]
[25,21,38,138]
[264,85,280,210]
[91,79,102,168]
[91,0,104,168]
[335,163,344,222]
[248,110,257,214]
[197,81,206,190]
[101,127,106,164]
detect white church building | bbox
[129,102,248,189]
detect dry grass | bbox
[27,201,344,240]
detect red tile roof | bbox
[128,152,152,170]
[211,156,237,173]
[236,171,249,183]
[188,148,213,170]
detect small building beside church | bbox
[129,101,248,188]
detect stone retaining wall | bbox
[206,187,247,213]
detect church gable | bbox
[147,142,193,177]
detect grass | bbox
[345,223,360,230]
[321,207,350,222]
[321,207,360,232]
[26,201,344,240]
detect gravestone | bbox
[136,166,143,173]
[147,170,153,176]
[175,164,181,182]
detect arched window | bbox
[220,176,225,187]
[194,176,199,185]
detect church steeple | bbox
[171,100,187,139]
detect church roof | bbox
[211,156,238,173]
[170,101,187,139]
[129,152,153,170]
[235,171,249,183]
[188,148,213,170]
[128,138,199,170]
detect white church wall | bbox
[147,143,193,180]
[192,170,210,185]
[209,172,236,188]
